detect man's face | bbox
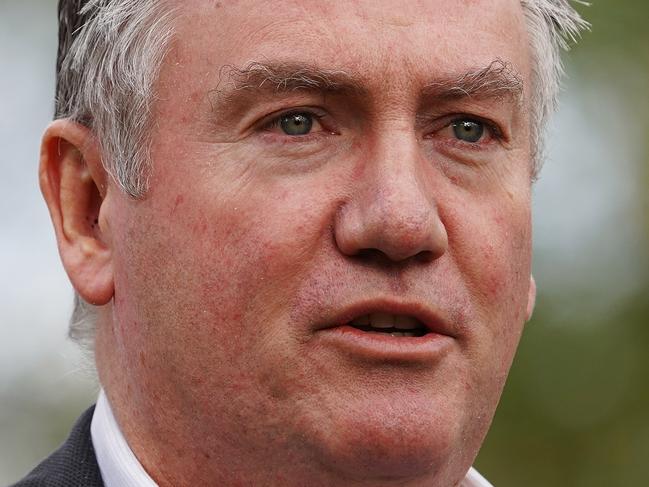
[100,0,534,485]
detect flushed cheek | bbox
[443,192,531,366]
[459,195,530,302]
[475,241,528,314]
[148,184,326,337]
[109,195,323,419]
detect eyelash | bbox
[259,109,331,141]
[443,116,501,137]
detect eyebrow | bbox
[208,59,523,116]
[421,59,524,103]
[211,62,367,104]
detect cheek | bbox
[443,191,532,354]
[108,192,324,417]
[480,214,530,300]
[115,184,325,343]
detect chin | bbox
[309,398,476,486]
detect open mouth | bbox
[319,304,453,360]
[347,313,428,338]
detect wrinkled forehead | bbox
[164,0,532,95]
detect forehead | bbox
[166,0,531,91]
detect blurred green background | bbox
[0,1,647,485]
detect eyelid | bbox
[257,107,331,133]
[425,114,506,143]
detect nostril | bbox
[353,248,395,266]
[350,247,435,266]
[333,183,448,263]
[412,249,437,264]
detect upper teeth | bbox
[350,313,422,330]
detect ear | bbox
[40,119,114,305]
[525,275,537,322]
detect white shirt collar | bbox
[91,390,158,487]
[462,467,494,487]
[91,390,492,487]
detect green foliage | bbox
[478,293,649,485]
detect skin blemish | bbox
[481,243,495,259]
[487,275,503,297]
[171,194,185,215]
[351,156,366,181]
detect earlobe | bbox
[525,275,537,322]
[40,119,114,305]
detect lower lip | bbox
[316,325,454,362]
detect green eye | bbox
[452,119,484,143]
[279,113,313,136]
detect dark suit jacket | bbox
[10,406,104,487]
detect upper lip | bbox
[316,298,458,338]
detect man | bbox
[14,0,587,486]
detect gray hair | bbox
[56,0,175,196]
[57,0,176,353]
[522,0,590,172]
[55,0,588,354]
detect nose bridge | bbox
[371,132,430,223]
[335,127,448,262]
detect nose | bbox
[334,132,448,263]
